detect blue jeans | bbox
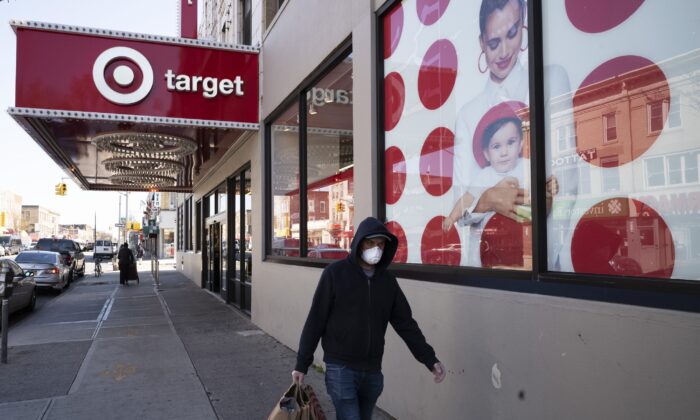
[325,363,384,420]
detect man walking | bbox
[292,217,446,420]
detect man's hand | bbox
[432,362,446,383]
[474,177,524,221]
[292,370,305,384]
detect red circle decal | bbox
[571,197,674,278]
[480,214,531,269]
[566,0,644,33]
[386,220,408,263]
[421,216,461,266]
[385,146,407,205]
[419,127,454,196]
[384,72,406,131]
[416,0,451,26]
[574,56,669,167]
[383,3,404,59]
[418,39,458,110]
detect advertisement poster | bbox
[383,0,700,280]
[383,0,536,270]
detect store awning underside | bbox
[10,108,254,192]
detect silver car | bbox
[0,259,37,314]
[15,251,71,292]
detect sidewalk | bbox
[0,264,393,419]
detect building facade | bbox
[21,205,61,240]
[168,1,700,419]
[59,224,94,245]
[0,191,23,232]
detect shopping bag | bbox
[301,384,327,420]
[267,383,327,420]
[268,383,303,420]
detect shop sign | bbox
[13,23,259,125]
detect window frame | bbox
[602,112,617,143]
[264,38,353,266]
[371,0,700,312]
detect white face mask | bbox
[361,246,383,265]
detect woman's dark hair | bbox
[481,117,523,151]
[479,0,526,37]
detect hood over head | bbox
[349,217,398,272]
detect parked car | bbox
[308,243,350,260]
[34,238,86,281]
[94,240,115,260]
[15,251,71,291]
[0,258,37,314]
[0,235,22,255]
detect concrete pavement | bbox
[0,262,393,419]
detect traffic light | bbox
[55,183,67,196]
[335,202,345,212]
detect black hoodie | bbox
[295,217,439,374]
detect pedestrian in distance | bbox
[292,217,446,420]
[117,242,133,286]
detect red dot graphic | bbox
[386,220,408,263]
[472,101,528,168]
[419,127,454,196]
[571,197,674,278]
[384,72,405,131]
[416,0,451,26]
[421,216,461,266]
[418,39,458,110]
[573,56,669,167]
[383,3,404,60]
[480,214,531,269]
[385,146,407,205]
[566,0,644,33]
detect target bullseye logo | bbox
[93,46,154,105]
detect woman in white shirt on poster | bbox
[444,0,573,269]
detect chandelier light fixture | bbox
[92,132,197,188]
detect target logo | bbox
[92,46,154,105]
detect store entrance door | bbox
[207,221,221,293]
[229,165,252,313]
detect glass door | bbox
[242,169,252,311]
[229,164,252,313]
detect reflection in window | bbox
[306,53,354,260]
[557,123,576,152]
[603,113,617,142]
[601,156,620,192]
[544,1,699,281]
[645,157,666,187]
[669,95,682,128]
[648,101,665,133]
[686,152,698,183]
[668,155,683,185]
[270,104,300,257]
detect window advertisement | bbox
[306,54,354,260]
[270,105,301,256]
[543,2,700,280]
[383,0,533,269]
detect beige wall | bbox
[177,1,700,419]
[253,1,700,419]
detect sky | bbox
[0,0,189,234]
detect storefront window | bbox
[543,1,700,280]
[306,54,354,260]
[382,0,531,269]
[270,103,300,257]
[267,46,353,260]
